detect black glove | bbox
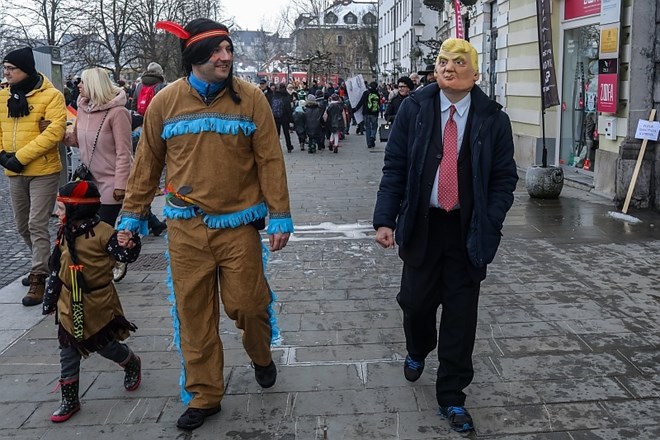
[0,151,12,167]
[4,155,24,173]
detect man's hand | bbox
[3,155,24,173]
[113,189,126,201]
[269,232,290,251]
[375,226,395,249]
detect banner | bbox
[565,0,601,20]
[345,75,366,124]
[536,0,560,109]
[453,0,465,39]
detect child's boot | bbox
[51,376,80,422]
[120,350,141,391]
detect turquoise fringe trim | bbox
[116,216,149,236]
[162,117,256,140]
[261,243,282,346]
[163,204,198,220]
[202,202,268,229]
[267,217,294,235]
[164,233,195,405]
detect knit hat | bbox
[397,76,415,90]
[306,94,316,104]
[146,62,163,76]
[3,47,36,75]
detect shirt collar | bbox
[439,89,471,117]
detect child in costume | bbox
[42,180,142,423]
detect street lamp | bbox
[414,19,425,41]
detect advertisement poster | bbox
[565,0,601,20]
[598,73,618,113]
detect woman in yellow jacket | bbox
[0,47,67,307]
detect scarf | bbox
[188,72,225,98]
[7,73,41,118]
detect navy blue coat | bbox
[372,83,518,269]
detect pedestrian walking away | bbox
[372,38,518,433]
[42,180,142,423]
[0,46,67,307]
[352,81,380,148]
[118,18,294,431]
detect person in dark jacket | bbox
[303,94,323,154]
[352,81,380,148]
[292,100,307,151]
[384,76,414,123]
[323,93,346,153]
[372,38,518,433]
[271,83,294,152]
[258,79,273,104]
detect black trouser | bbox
[98,204,122,227]
[275,118,293,150]
[397,209,480,407]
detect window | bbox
[337,35,344,45]
[363,13,376,26]
[344,12,357,25]
[325,12,338,24]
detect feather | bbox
[155,21,190,40]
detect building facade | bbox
[291,0,379,84]
[379,0,658,211]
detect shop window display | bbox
[560,25,599,171]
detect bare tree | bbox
[3,0,81,47]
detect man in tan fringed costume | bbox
[117,18,293,431]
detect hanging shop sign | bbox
[565,0,602,21]
[453,0,465,39]
[536,0,560,108]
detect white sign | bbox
[634,120,660,141]
[600,0,622,25]
[345,75,367,124]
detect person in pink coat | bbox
[65,67,132,226]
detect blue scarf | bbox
[188,73,225,98]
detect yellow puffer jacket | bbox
[0,74,67,176]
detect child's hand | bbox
[117,230,135,248]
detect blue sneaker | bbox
[403,355,424,382]
[438,406,474,432]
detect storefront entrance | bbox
[559,24,599,171]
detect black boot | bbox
[120,351,141,391]
[254,360,277,388]
[51,377,80,423]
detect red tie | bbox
[438,105,459,211]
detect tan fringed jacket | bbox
[121,76,291,221]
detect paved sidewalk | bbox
[0,127,658,439]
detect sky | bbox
[221,0,291,32]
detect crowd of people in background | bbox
[254,61,437,153]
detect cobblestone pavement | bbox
[0,126,658,439]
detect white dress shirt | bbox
[430,90,471,209]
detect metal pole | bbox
[535,1,548,168]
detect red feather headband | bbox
[155,21,230,49]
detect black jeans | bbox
[275,118,293,150]
[397,209,480,407]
